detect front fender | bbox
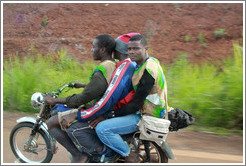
[16,117,57,154]
[17,117,48,130]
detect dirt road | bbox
[2,111,244,164]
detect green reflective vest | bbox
[86,60,116,106]
[132,57,167,118]
[89,60,116,84]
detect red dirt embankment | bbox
[3,3,243,64]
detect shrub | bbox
[213,28,227,38]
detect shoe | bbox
[124,151,140,163]
[98,153,121,163]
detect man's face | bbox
[113,50,121,60]
[91,39,101,60]
[128,40,147,65]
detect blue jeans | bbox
[95,114,140,157]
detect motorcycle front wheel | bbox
[9,122,53,163]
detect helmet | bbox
[31,92,44,109]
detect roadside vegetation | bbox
[3,49,96,111]
[3,43,243,133]
[166,42,243,132]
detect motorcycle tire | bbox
[9,122,53,163]
[135,141,168,163]
[149,141,168,163]
[122,135,168,163]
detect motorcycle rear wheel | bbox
[9,122,53,163]
[137,141,168,163]
[120,136,168,163]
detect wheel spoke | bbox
[32,147,47,153]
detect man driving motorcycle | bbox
[44,34,116,162]
[59,33,140,163]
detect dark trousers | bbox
[66,121,103,154]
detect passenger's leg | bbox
[47,115,88,163]
[95,114,140,158]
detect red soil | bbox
[3,3,243,64]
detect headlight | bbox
[31,92,44,109]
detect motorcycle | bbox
[9,84,175,163]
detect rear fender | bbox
[16,117,57,154]
[158,141,175,160]
[138,133,175,160]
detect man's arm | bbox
[68,81,87,88]
[105,69,155,118]
[66,71,108,108]
[74,82,87,88]
[44,71,108,108]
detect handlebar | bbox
[31,84,73,109]
[46,84,71,97]
[58,84,69,93]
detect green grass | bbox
[3,49,97,112]
[3,43,243,130]
[165,42,243,130]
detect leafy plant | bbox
[198,32,207,48]
[184,35,191,42]
[41,17,49,28]
[213,28,227,38]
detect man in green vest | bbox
[44,34,116,162]
[95,34,168,162]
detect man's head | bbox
[114,33,140,60]
[92,34,115,60]
[128,35,148,65]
